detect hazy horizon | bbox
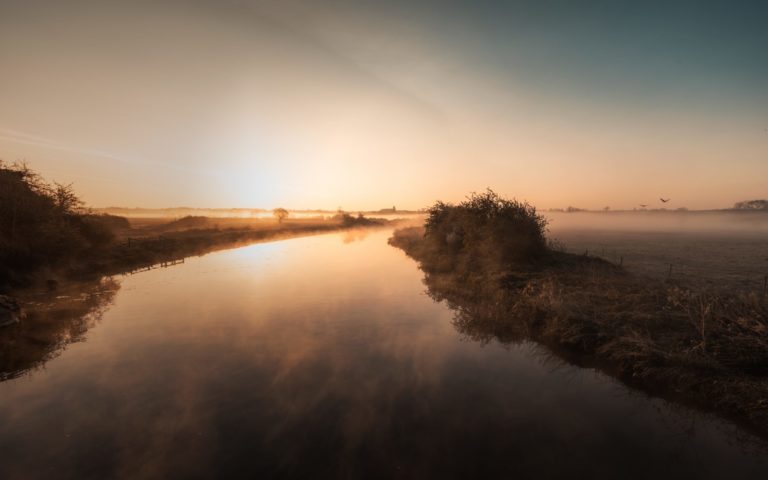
[92,204,768,213]
[2,0,767,210]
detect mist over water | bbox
[1,229,767,478]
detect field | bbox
[548,212,768,293]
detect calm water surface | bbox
[1,229,767,479]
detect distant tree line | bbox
[733,199,768,210]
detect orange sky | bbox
[1,0,766,211]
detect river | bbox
[1,229,766,478]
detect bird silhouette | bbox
[660,198,670,203]
[639,204,648,208]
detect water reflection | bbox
[342,228,370,244]
[0,277,119,381]
[0,230,767,479]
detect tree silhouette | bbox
[0,161,124,285]
[273,207,289,223]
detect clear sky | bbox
[1,0,766,210]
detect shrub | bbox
[162,215,209,231]
[332,212,381,227]
[84,214,130,232]
[422,189,548,274]
[0,161,123,286]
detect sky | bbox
[1,0,766,210]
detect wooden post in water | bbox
[667,263,673,280]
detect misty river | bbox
[1,229,767,478]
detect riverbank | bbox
[3,218,391,292]
[390,225,768,438]
[78,218,390,277]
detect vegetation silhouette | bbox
[421,189,548,273]
[0,161,127,287]
[273,207,289,223]
[734,199,768,210]
[160,215,209,231]
[390,189,768,439]
[332,211,384,227]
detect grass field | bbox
[551,229,768,292]
[548,212,768,293]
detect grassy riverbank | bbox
[72,218,388,279]
[4,217,390,291]
[389,191,768,438]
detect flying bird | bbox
[660,198,670,203]
[639,204,648,208]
